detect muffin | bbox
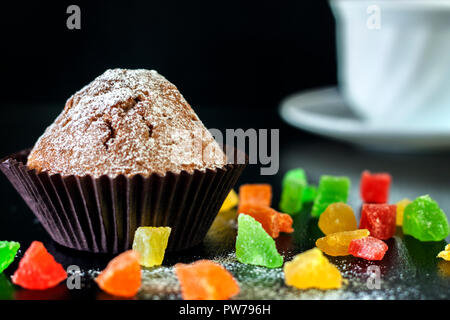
[0,69,245,253]
[27,69,227,177]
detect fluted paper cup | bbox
[0,147,246,253]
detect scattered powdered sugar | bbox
[77,216,441,300]
[139,267,181,300]
[132,253,428,300]
[129,217,434,300]
[27,69,226,177]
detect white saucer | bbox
[279,87,450,152]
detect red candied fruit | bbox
[360,204,396,240]
[12,241,67,290]
[349,236,388,260]
[360,171,392,203]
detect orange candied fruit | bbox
[175,260,240,300]
[278,213,294,233]
[238,204,294,238]
[238,204,280,238]
[238,184,272,210]
[95,250,141,298]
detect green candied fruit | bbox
[302,185,317,203]
[311,175,350,218]
[236,214,283,268]
[0,241,20,273]
[0,273,14,300]
[403,195,449,242]
[279,168,307,215]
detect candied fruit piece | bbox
[302,185,317,203]
[360,171,392,203]
[0,273,13,300]
[236,214,283,268]
[132,227,171,267]
[175,260,240,300]
[360,204,396,240]
[237,184,272,213]
[437,244,450,261]
[349,236,388,260]
[311,175,350,217]
[238,204,280,238]
[403,195,449,242]
[220,189,239,212]
[438,259,450,277]
[315,229,370,256]
[318,203,357,235]
[284,248,342,290]
[396,198,411,226]
[238,204,294,237]
[0,241,20,273]
[278,213,294,234]
[279,169,307,214]
[12,241,67,290]
[95,250,141,298]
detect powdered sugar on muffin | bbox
[27,69,226,177]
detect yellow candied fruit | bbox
[437,244,450,261]
[219,190,239,212]
[318,203,357,235]
[315,229,370,256]
[396,198,412,226]
[132,227,171,267]
[438,260,450,277]
[284,248,342,290]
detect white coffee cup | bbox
[330,0,450,129]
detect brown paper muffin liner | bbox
[0,148,246,253]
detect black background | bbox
[2,0,450,302]
[0,0,336,110]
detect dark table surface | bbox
[1,104,450,300]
